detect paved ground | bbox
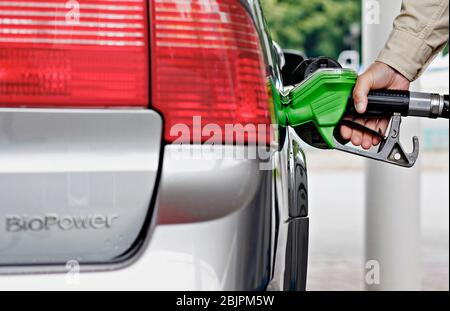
[305,152,449,291]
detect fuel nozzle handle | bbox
[347,89,449,119]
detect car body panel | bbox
[157,145,273,224]
[0,144,273,290]
[0,209,265,290]
[0,109,162,265]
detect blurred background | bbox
[262,0,449,290]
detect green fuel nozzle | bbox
[283,58,449,168]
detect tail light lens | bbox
[151,0,272,144]
[0,0,273,144]
[0,0,149,108]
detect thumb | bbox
[352,72,373,114]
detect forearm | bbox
[376,0,449,81]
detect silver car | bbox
[0,0,308,290]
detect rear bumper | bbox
[0,145,275,290]
[0,140,309,291]
[141,145,275,290]
[156,145,274,224]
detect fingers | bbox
[373,117,390,146]
[343,117,390,150]
[340,125,352,141]
[340,116,353,140]
[362,118,378,150]
[352,72,373,114]
[350,117,365,147]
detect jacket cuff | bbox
[376,29,433,81]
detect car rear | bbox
[0,0,289,290]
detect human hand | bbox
[340,61,410,150]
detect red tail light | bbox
[150,0,272,144]
[0,0,149,108]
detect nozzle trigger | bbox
[333,114,419,167]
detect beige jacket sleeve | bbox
[376,0,449,81]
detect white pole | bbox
[362,0,421,290]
